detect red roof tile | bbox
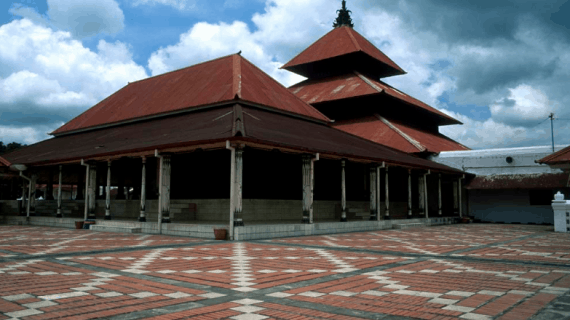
[52,54,329,136]
[333,115,469,154]
[290,72,461,126]
[3,104,465,175]
[282,27,405,78]
[465,173,568,189]
[537,145,570,165]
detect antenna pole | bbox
[550,113,555,152]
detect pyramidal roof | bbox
[52,54,330,136]
[281,26,405,79]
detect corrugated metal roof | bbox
[465,173,569,189]
[290,72,462,126]
[52,54,330,136]
[333,115,469,154]
[282,26,405,77]
[2,104,465,175]
[537,145,570,165]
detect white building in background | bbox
[430,145,570,225]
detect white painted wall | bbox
[430,145,569,175]
[469,189,554,224]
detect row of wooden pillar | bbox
[22,147,464,237]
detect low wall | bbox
[0,215,459,240]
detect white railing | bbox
[551,192,570,233]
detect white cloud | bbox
[131,0,195,11]
[10,0,125,38]
[148,20,304,86]
[490,84,553,127]
[0,125,59,145]
[0,19,147,144]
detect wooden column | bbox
[56,166,63,218]
[408,169,413,218]
[453,181,459,215]
[302,155,312,224]
[30,174,37,216]
[234,147,244,226]
[369,166,377,220]
[438,174,443,216]
[20,181,27,216]
[458,177,463,218]
[341,160,347,222]
[83,164,89,220]
[158,154,171,224]
[418,175,425,216]
[376,166,381,221]
[424,172,430,219]
[139,157,147,222]
[384,167,390,219]
[46,169,54,200]
[105,161,112,220]
[88,165,97,219]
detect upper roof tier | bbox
[290,72,462,126]
[281,26,405,79]
[52,54,330,136]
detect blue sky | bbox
[0,0,569,149]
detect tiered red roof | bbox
[283,22,468,154]
[334,115,469,154]
[282,26,405,79]
[537,146,570,165]
[290,72,461,126]
[53,54,329,136]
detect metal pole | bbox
[550,113,555,152]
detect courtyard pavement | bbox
[0,224,569,320]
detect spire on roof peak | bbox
[333,0,354,28]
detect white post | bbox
[438,174,442,216]
[56,165,63,218]
[408,169,412,218]
[105,161,112,220]
[88,165,97,219]
[341,160,347,222]
[385,167,390,219]
[139,157,147,222]
[369,166,377,221]
[234,147,244,226]
[552,192,569,233]
[302,155,311,223]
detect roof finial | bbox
[333,0,354,28]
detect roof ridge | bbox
[345,27,362,52]
[354,71,383,93]
[375,114,426,152]
[239,57,331,123]
[233,55,242,99]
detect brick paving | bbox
[0,224,568,319]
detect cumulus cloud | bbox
[489,85,553,128]
[0,19,147,144]
[130,0,196,11]
[10,0,125,38]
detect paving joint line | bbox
[251,240,570,269]
[0,240,217,262]
[443,231,552,255]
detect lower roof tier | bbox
[334,115,469,154]
[1,104,465,175]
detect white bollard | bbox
[552,192,569,233]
